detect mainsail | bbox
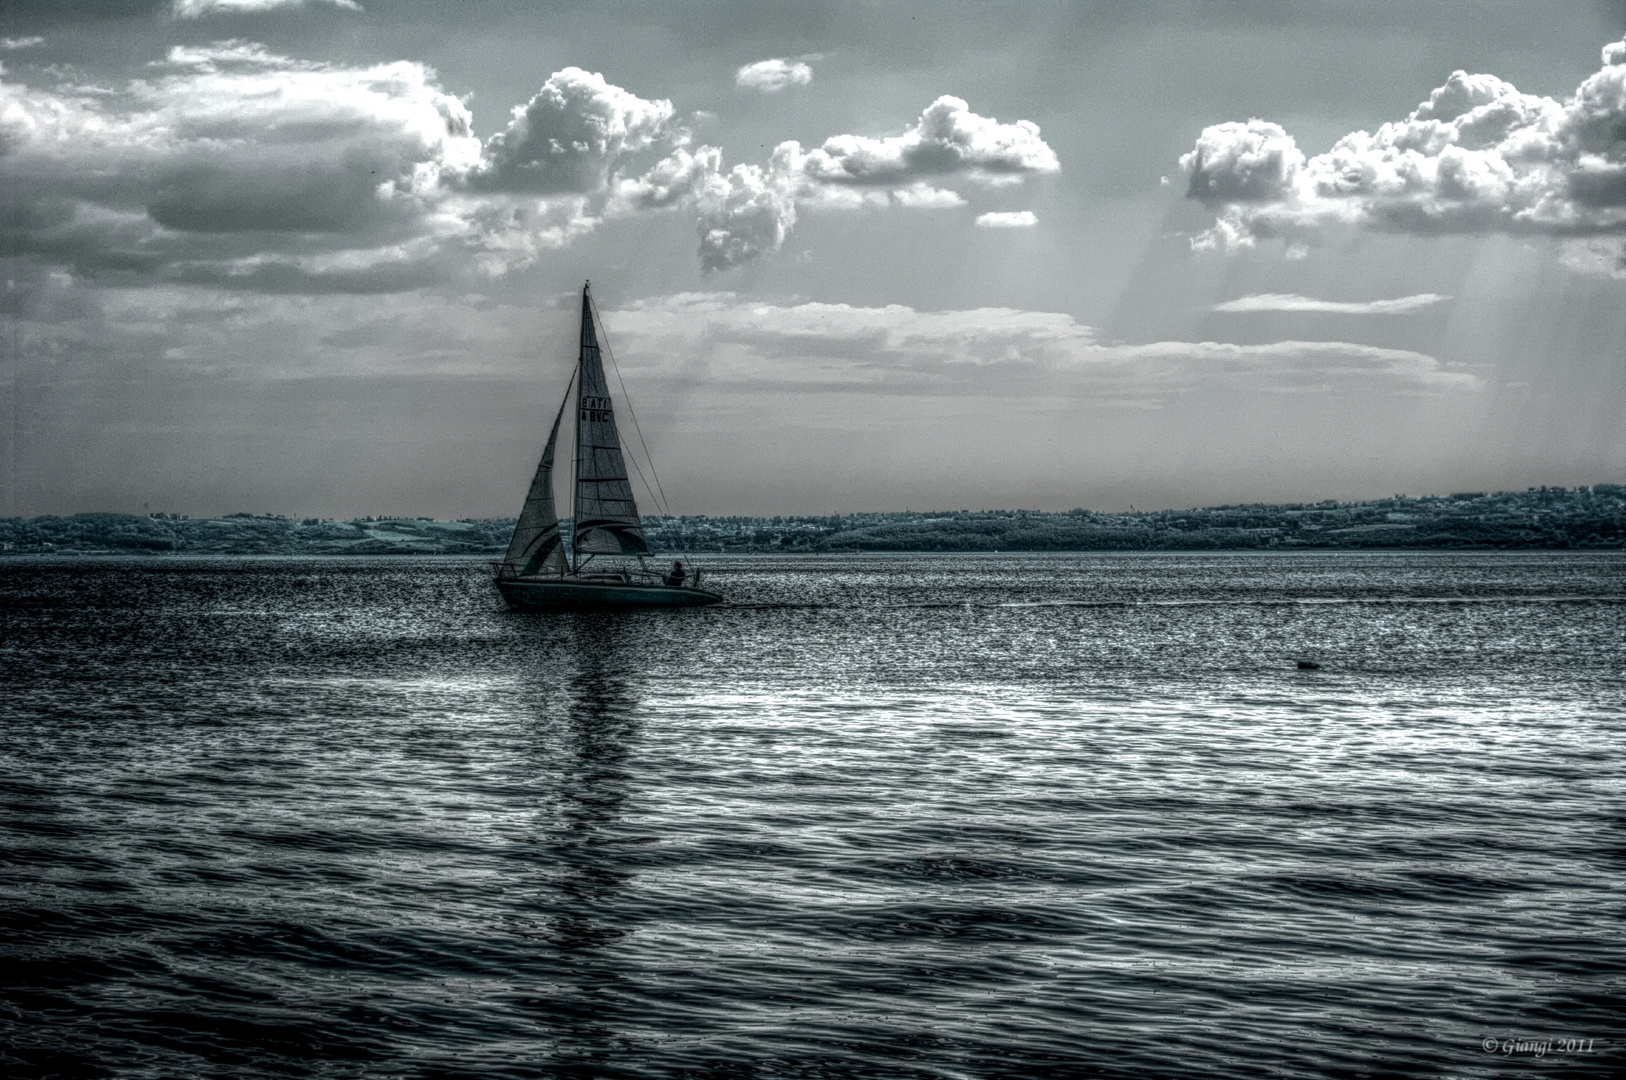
[500,389,571,578]
[571,287,651,557]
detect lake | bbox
[2,552,1622,1077]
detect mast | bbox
[570,284,583,572]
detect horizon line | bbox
[8,482,1622,523]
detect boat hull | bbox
[496,576,723,610]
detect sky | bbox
[1,0,1623,518]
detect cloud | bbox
[598,93,1055,269]
[735,58,812,93]
[800,95,1059,187]
[2,276,1473,403]
[470,67,676,194]
[601,293,1478,398]
[0,46,1056,284]
[891,183,967,209]
[1,37,45,50]
[1212,292,1451,314]
[975,210,1037,228]
[0,41,491,290]
[465,71,1028,273]
[1559,237,1626,279]
[692,151,802,273]
[1183,120,1303,204]
[681,97,1058,269]
[172,0,361,17]
[1181,36,1626,250]
[0,50,711,289]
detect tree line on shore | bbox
[2,486,1621,555]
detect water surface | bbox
[2,553,1622,1077]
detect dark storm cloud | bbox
[1181,37,1626,250]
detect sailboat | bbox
[495,282,723,610]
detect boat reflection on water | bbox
[512,613,650,1070]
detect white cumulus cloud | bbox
[801,95,1059,187]
[1181,36,1626,251]
[0,47,1058,284]
[172,0,361,17]
[693,149,803,274]
[975,210,1038,228]
[1212,293,1451,314]
[1,37,45,50]
[684,97,1058,269]
[735,58,813,93]
[471,67,676,194]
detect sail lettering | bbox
[580,395,613,423]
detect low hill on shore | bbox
[3,486,1622,556]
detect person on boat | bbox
[664,560,687,587]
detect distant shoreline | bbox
[4,485,1621,555]
[5,549,1624,560]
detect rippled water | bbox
[2,552,1623,1078]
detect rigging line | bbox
[589,290,671,518]
[621,430,663,519]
